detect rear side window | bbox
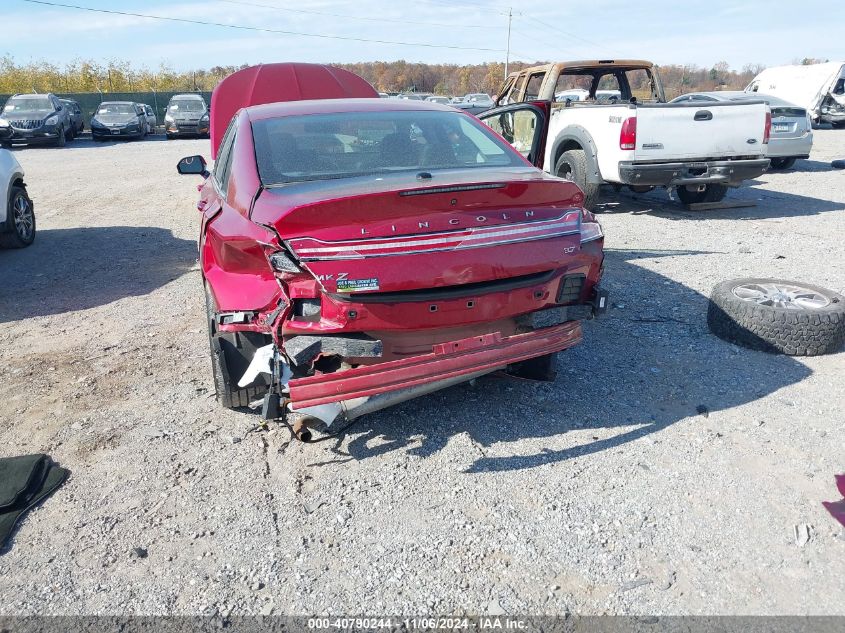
[523,73,545,101]
[214,119,238,194]
[624,68,658,102]
[251,110,522,186]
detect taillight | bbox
[763,111,771,144]
[580,209,603,243]
[620,117,636,150]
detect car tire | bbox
[0,186,36,249]
[555,150,599,210]
[770,157,796,170]
[707,278,845,356]
[55,127,66,147]
[676,183,728,205]
[204,284,271,409]
[831,122,845,129]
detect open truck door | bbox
[209,63,378,158]
[478,102,551,169]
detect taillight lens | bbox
[267,250,302,273]
[763,111,771,144]
[620,117,636,150]
[580,209,604,243]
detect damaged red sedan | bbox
[177,63,607,435]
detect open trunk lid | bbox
[634,102,768,161]
[252,169,585,296]
[209,63,378,158]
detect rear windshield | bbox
[98,103,136,115]
[252,110,523,186]
[3,97,53,114]
[168,100,206,113]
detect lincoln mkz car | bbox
[177,63,607,437]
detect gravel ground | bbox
[0,131,843,616]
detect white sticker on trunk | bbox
[336,278,379,292]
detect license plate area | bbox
[773,123,790,132]
[111,129,120,135]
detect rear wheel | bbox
[205,284,271,409]
[555,149,599,210]
[0,186,36,249]
[676,183,728,205]
[769,157,796,170]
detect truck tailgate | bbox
[634,102,768,161]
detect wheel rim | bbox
[732,282,830,310]
[12,194,34,241]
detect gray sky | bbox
[4,0,842,70]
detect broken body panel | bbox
[187,63,606,425]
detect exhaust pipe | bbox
[290,368,501,428]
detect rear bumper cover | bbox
[288,321,583,409]
[618,158,770,187]
[768,135,813,159]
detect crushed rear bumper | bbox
[618,158,770,187]
[288,321,583,409]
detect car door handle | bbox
[694,110,713,121]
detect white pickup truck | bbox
[478,60,771,208]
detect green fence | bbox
[0,91,212,123]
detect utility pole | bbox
[505,7,512,79]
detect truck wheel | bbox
[205,284,271,409]
[555,150,599,210]
[0,186,36,249]
[769,157,796,170]
[676,184,727,205]
[707,278,845,356]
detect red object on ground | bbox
[209,63,378,157]
[822,474,845,527]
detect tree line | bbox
[0,55,829,100]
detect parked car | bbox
[90,102,147,141]
[0,148,35,248]
[0,93,73,147]
[671,91,813,170]
[425,95,452,105]
[177,63,607,433]
[59,98,84,138]
[486,60,771,208]
[746,62,845,128]
[141,104,157,133]
[164,94,209,138]
[454,93,495,115]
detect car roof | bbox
[681,91,796,107]
[99,101,137,105]
[245,97,458,121]
[170,94,205,100]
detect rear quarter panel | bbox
[545,104,634,182]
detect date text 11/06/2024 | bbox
[307,617,528,630]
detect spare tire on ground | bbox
[707,278,845,356]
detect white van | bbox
[746,62,845,127]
